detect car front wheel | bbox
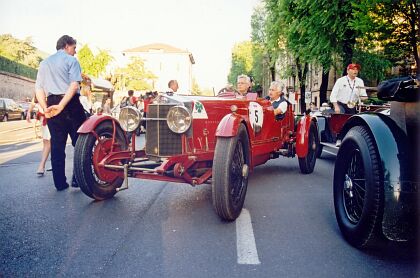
[334,126,384,248]
[212,124,250,221]
[74,121,128,200]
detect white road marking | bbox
[236,208,261,265]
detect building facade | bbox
[122,43,195,94]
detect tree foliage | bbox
[114,57,156,91]
[261,0,418,79]
[0,34,42,68]
[77,44,113,78]
[227,41,255,85]
[351,0,419,75]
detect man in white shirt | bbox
[330,63,368,114]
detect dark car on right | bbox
[0,98,25,122]
[331,76,419,248]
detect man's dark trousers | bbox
[47,94,86,190]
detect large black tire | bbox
[74,121,128,201]
[334,126,384,248]
[212,124,250,221]
[298,121,318,174]
[316,144,323,158]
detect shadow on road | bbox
[0,141,40,153]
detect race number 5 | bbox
[248,102,263,132]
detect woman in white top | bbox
[27,96,51,176]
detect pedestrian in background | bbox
[168,80,179,94]
[79,84,92,117]
[27,95,51,177]
[35,35,87,191]
[103,98,112,114]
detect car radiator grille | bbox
[146,104,182,157]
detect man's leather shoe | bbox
[71,177,79,188]
[56,183,69,191]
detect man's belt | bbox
[47,94,65,99]
[338,101,356,109]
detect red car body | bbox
[75,92,318,220]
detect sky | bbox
[0,0,261,90]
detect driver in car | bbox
[268,81,288,120]
[236,74,251,97]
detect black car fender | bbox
[339,112,418,241]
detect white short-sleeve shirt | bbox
[330,76,367,104]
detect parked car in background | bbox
[17,101,37,119]
[0,98,25,121]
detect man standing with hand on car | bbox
[35,35,87,191]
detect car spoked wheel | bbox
[334,126,384,248]
[230,141,248,208]
[298,121,318,174]
[74,121,128,200]
[212,124,250,221]
[342,150,366,224]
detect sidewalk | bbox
[0,120,38,145]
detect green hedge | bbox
[0,55,37,80]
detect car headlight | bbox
[119,106,142,132]
[166,106,192,134]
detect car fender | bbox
[78,114,124,134]
[215,113,244,137]
[313,115,326,142]
[339,113,417,241]
[296,115,314,158]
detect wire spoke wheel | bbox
[212,124,250,221]
[343,149,366,224]
[74,121,128,200]
[334,126,384,248]
[230,141,246,207]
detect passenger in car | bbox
[268,81,288,120]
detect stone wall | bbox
[0,71,35,101]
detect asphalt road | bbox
[0,132,418,277]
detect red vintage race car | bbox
[74,92,319,221]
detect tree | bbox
[227,41,255,86]
[351,0,419,76]
[0,34,42,68]
[191,77,201,95]
[114,57,156,91]
[251,3,280,92]
[77,44,113,78]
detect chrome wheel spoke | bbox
[343,149,365,224]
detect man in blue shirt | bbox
[35,35,87,191]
